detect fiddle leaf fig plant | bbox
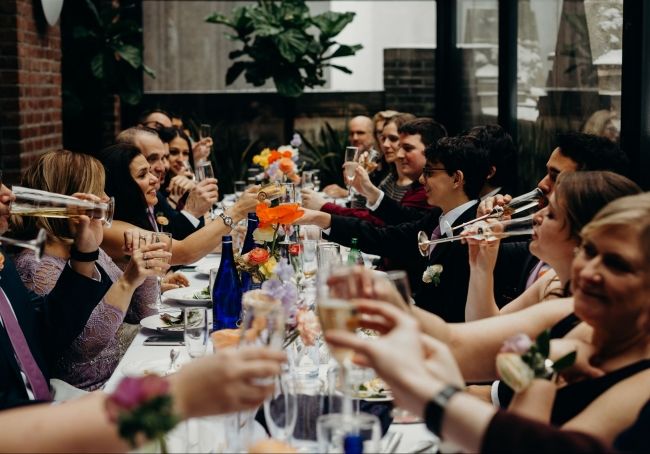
[206,0,362,98]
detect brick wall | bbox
[383,48,436,117]
[0,0,62,184]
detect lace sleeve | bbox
[15,251,126,358]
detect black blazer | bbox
[0,252,111,409]
[372,181,431,225]
[154,191,204,240]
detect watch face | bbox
[221,214,233,226]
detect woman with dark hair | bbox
[164,127,196,210]
[12,149,171,390]
[464,171,641,321]
[96,143,260,271]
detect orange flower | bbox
[278,157,295,174]
[210,329,240,349]
[282,150,293,158]
[256,203,304,229]
[288,243,302,256]
[268,150,282,164]
[248,247,270,265]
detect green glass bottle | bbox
[347,238,364,266]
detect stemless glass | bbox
[317,413,381,454]
[10,186,115,226]
[183,307,209,359]
[301,239,318,279]
[139,231,173,311]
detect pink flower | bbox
[500,333,533,354]
[296,308,321,347]
[107,375,169,416]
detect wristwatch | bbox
[219,211,233,227]
[424,384,461,435]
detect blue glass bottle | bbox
[240,213,259,292]
[212,235,242,331]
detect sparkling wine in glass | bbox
[343,147,359,202]
[10,186,115,226]
[257,181,286,202]
[139,231,173,311]
[194,161,219,219]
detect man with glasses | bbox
[298,136,491,322]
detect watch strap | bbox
[219,212,233,227]
[424,384,461,435]
[70,245,100,262]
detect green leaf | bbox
[323,44,362,60]
[276,29,309,62]
[328,64,352,74]
[552,351,576,372]
[536,330,550,358]
[273,73,303,98]
[226,61,248,85]
[311,11,356,39]
[143,64,156,79]
[115,44,141,68]
[205,12,233,26]
[229,49,246,59]
[90,54,104,79]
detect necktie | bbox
[0,289,51,401]
[147,208,159,232]
[428,225,441,257]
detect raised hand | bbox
[185,178,219,218]
[122,242,172,288]
[300,188,327,210]
[70,193,105,253]
[476,193,512,217]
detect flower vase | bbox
[288,337,320,379]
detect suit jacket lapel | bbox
[428,203,478,265]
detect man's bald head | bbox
[348,116,375,151]
[116,127,168,186]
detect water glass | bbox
[195,161,214,182]
[240,292,285,350]
[317,243,341,271]
[301,240,318,279]
[317,413,381,454]
[183,307,209,358]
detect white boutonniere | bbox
[422,264,443,286]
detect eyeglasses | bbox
[422,167,447,178]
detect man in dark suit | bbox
[298,136,491,322]
[0,183,111,409]
[115,127,218,239]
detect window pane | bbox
[457,0,499,130]
[516,0,622,191]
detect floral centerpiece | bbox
[251,133,302,183]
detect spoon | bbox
[167,348,180,375]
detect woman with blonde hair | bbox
[12,149,170,390]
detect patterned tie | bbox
[0,289,51,401]
[147,208,159,232]
[427,225,442,257]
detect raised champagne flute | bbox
[343,147,359,202]
[139,231,173,311]
[194,161,219,219]
[10,186,115,226]
[417,214,535,256]
[197,124,212,164]
[0,228,47,261]
[452,187,544,233]
[278,182,297,245]
[256,181,286,202]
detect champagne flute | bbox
[264,373,298,444]
[10,186,115,226]
[257,181,286,202]
[0,228,47,261]
[343,147,359,202]
[197,124,212,164]
[278,182,297,245]
[194,161,219,219]
[139,231,173,311]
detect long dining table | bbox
[105,251,439,453]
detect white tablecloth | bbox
[105,255,437,453]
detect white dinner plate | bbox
[140,312,183,331]
[121,359,178,377]
[163,286,211,305]
[195,259,220,276]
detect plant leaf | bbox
[311,11,356,39]
[226,61,248,85]
[323,44,362,60]
[328,63,352,74]
[276,29,309,62]
[115,44,141,68]
[205,12,233,26]
[143,64,156,79]
[90,54,104,79]
[273,73,303,98]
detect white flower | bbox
[422,264,443,285]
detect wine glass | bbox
[343,147,359,202]
[278,182,297,245]
[139,231,173,311]
[10,186,115,226]
[263,373,298,444]
[194,161,219,219]
[183,307,209,359]
[0,228,47,261]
